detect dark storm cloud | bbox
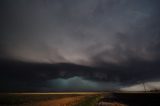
[1,0,160,91]
[1,0,160,64]
[1,58,160,91]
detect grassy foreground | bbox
[76,95,102,106]
[0,92,103,106]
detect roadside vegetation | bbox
[76,95,102,106]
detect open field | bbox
[0,92,102,106]
[98,92,160,106]
[1,92,160,106]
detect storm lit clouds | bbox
[1,0,159,65]
[121,80,160,91]
[0,0,160,91]
[48,76,121,91]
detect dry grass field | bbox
[22,96,85,106]
[0,92,102,106]
[1,92,159,106]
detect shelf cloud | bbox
[1,0,160,91]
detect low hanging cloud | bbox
[0,59,160,91]
[121,80,160,91]
[48,76,122,91]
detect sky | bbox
[0,0,160,92]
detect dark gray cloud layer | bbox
[1,58,160,91]
[0,0,160,91]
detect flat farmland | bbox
[1,92,160,106]
[0,92,102,106]
[97,92,160,106]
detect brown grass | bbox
[22,96,86,106]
